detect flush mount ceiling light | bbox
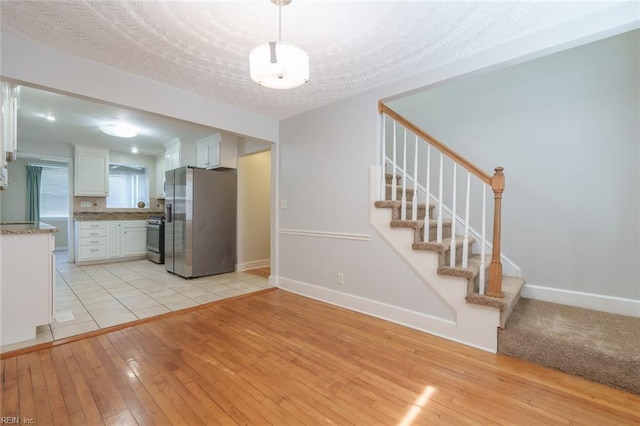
[99,123,138,138]
[249,0,309,89]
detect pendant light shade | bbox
[249,41,309,89]
[249,0,309,90]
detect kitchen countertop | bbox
[73,211,164,221]
[0,222,60,235]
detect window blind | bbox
[32,162,69,218]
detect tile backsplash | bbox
[73,197,164,213]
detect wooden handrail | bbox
[379,100,505,298]
[379,101,492,185]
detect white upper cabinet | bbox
[1,82,18,162]
[196,133,221,169]
[74,145,109,196]
[164,139,181,171]
[0,82,18,189]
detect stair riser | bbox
[439,240,474,267]
[385,186,415,202]
[390,205,435,221]
[384,173,401,185]
[469,264,491,294]
[414,223,452,243]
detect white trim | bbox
[237,258,270,271]
[278,228,371,242]
[523,284,640,318]
[277,277,498,353]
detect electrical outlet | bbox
[280,199,287,209]
[337,272,344,285]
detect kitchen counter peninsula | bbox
[1,221,58,347]
[0,221,59,234]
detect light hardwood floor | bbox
[2,289,638,425]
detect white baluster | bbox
[449,163,457,267]
[401,128,407,220]
[391,121,397,201]
[412,135,418,221]
[424,145,431,242]
[479,185,487,294]
[462,172,471,268]
[380,113,386,200]
[437,153,443,243]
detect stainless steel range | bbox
[146,216,164,264]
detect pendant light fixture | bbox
[249,0,309,89]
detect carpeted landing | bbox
[498,298,640,394]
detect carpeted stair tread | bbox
[465,276,524,328]
[412,235,475,252]
[384,172,401,182]
[390,218,452,229]
[384,183,415,193]
[437,254,489,279]
[498,298,640,394]
[374,200,434,209]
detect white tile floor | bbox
[1,251,272,353]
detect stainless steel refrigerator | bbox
[164,166,236,278]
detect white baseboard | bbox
[278,277,498,353]
[238,258,270,271]
[523,284,640,317]
[268,275,277,287]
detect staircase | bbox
[371,101,524,352]
[375,174,524,327]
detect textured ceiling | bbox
[0,1,620,120]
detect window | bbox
[106,164,148,208]
[32,162,69,218]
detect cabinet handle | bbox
[90,232,99,236]
[90,240,99,244]
[90,249,99,252]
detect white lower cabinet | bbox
[77,221,108,261]
[108,222,122,257]
[75,220,147,264]
[122,221,147,257]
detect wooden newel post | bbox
[487,167,505,298]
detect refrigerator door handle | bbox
[166,203,172,223]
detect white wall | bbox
[237,150,271,270]
[278,92,455,320]
[390,30,639,303]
